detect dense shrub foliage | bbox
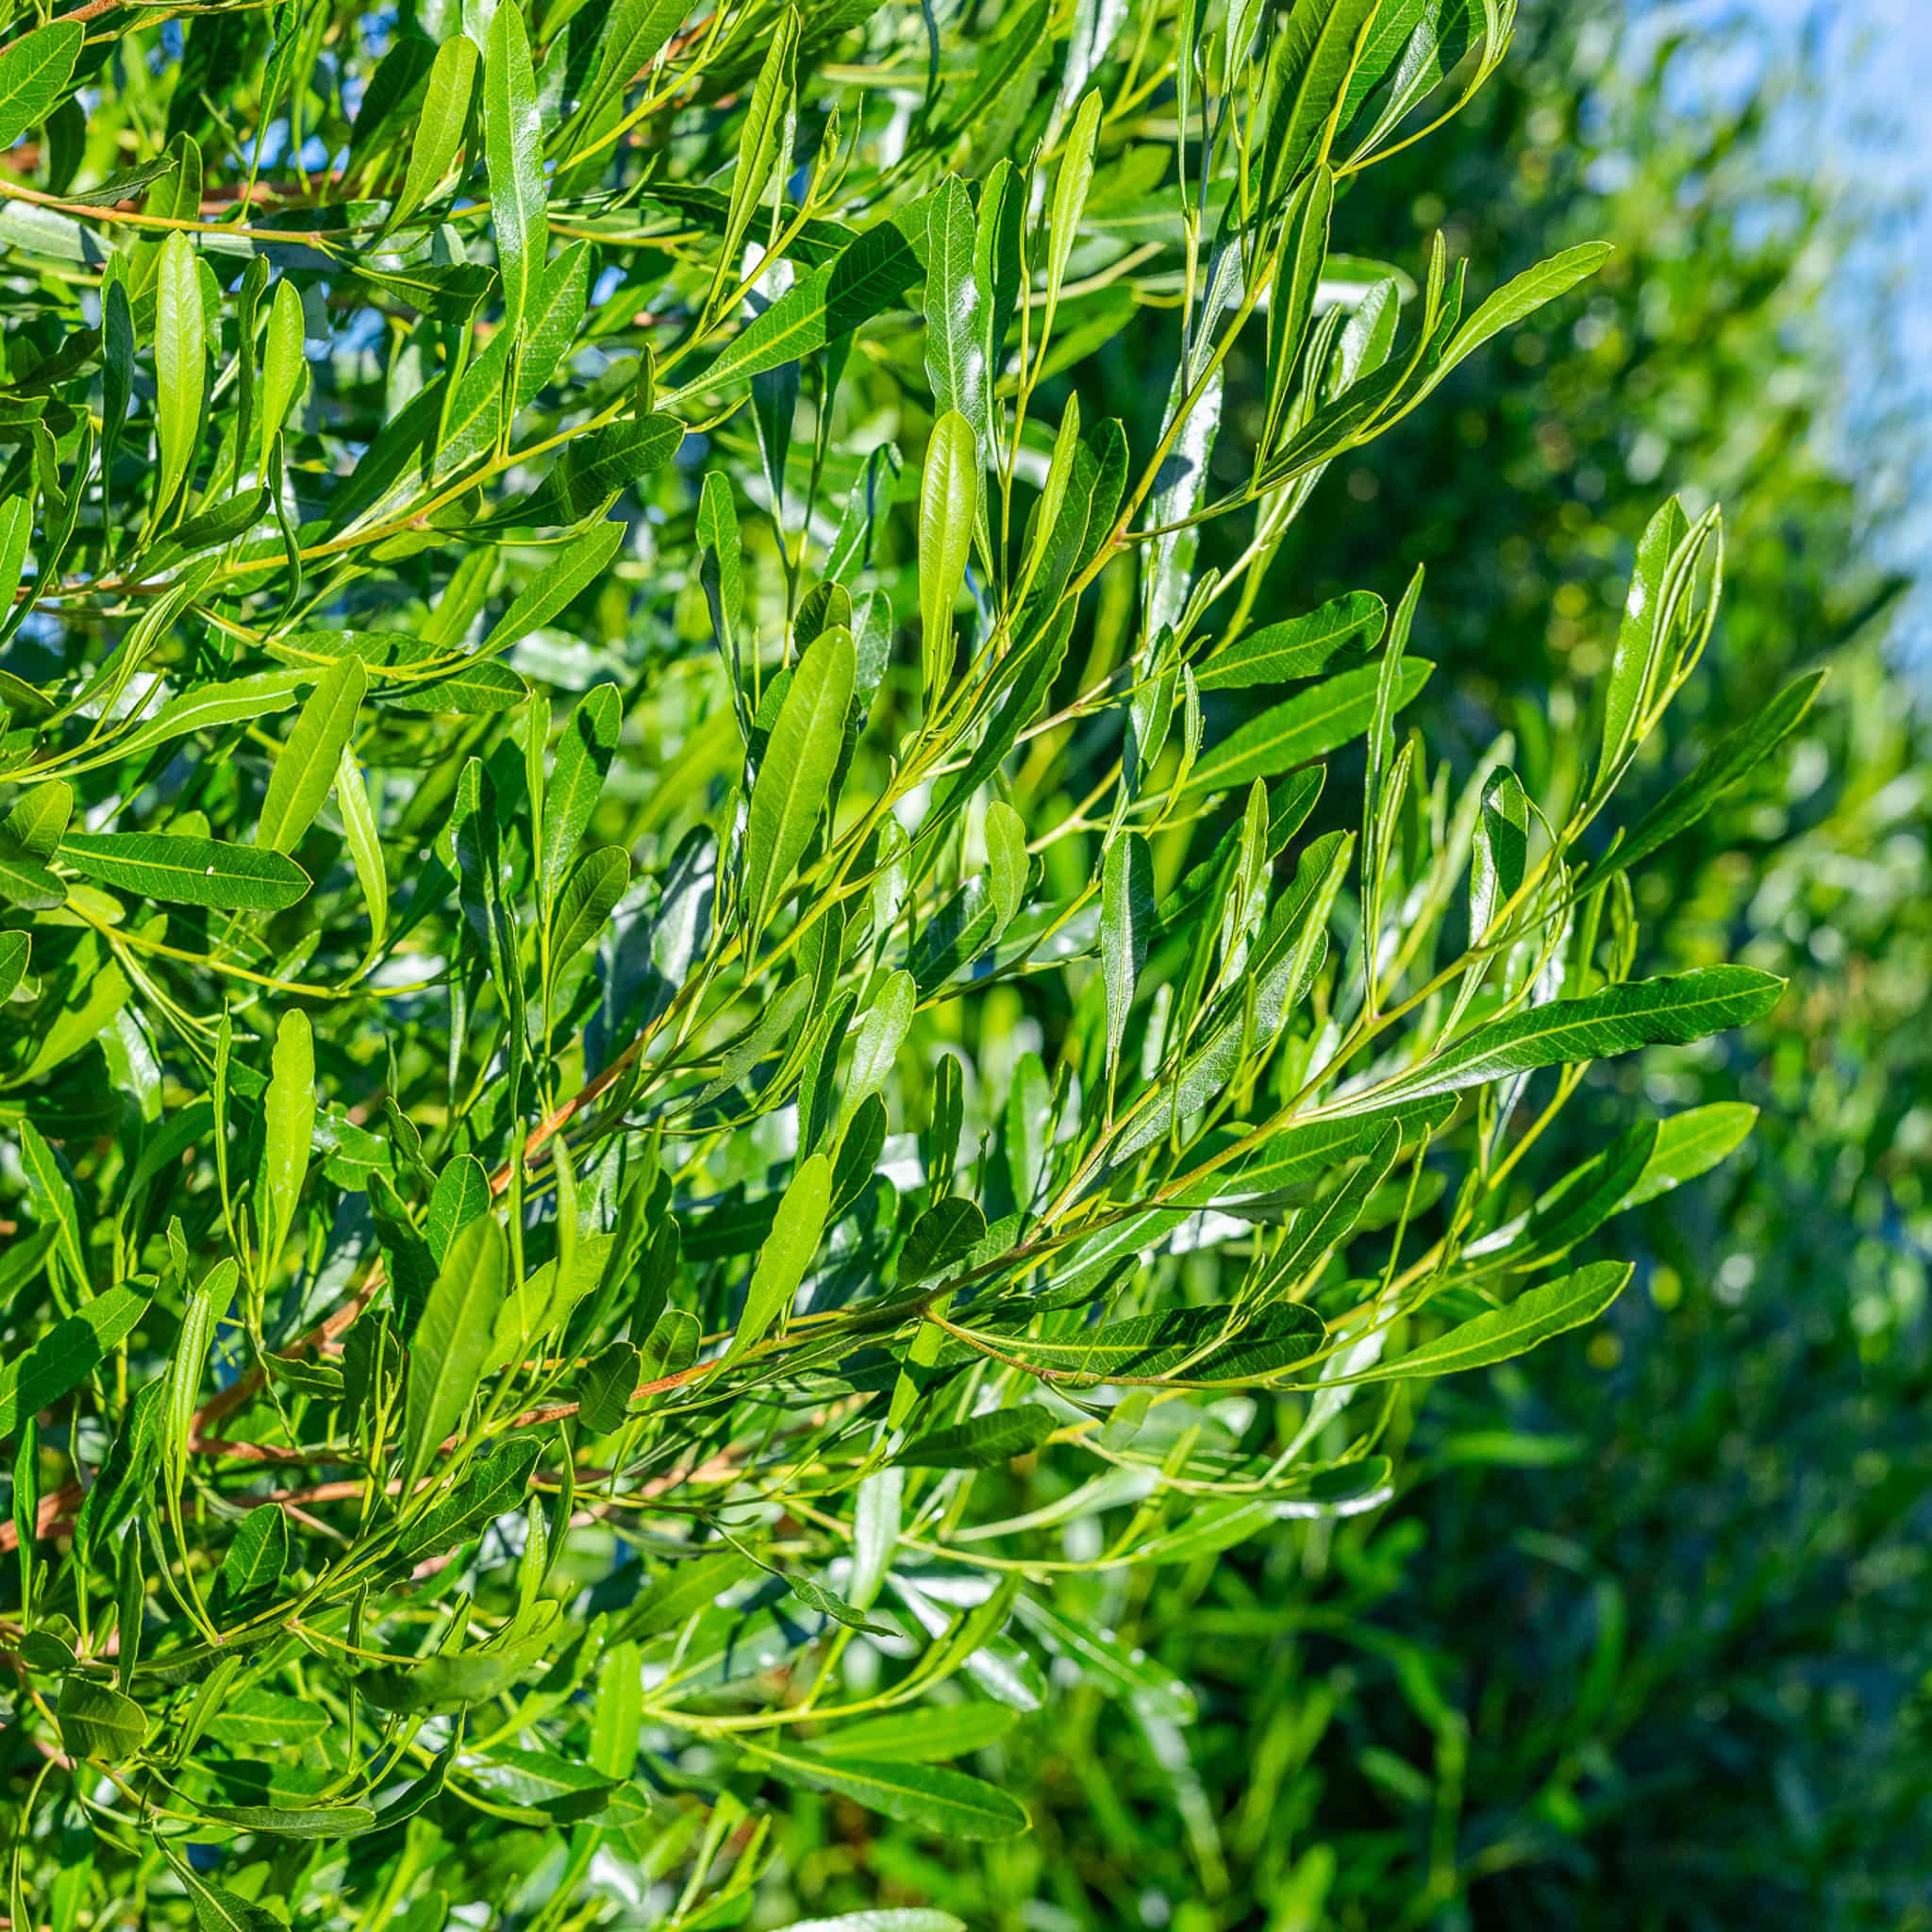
[0,0,1840,1924]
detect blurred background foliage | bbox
[760,3,1932,1926]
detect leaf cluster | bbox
[0,0,1818,1923]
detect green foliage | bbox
[0,0,1827,1925]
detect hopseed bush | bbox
[0,0,1822,1922]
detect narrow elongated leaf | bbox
[810,1703,1016,1764]
[401,1214,507,1491]
[573,0,688,132]
[692,208,926,393]
[721,10,799,269]
[259,658,364,853]
[0,1288,148,1441]
[192,1800,376,1840]
[214,1505,289,1609]
[181,1871,289,1932]
[390,35,478,236]
[924,176,985,438]
[154,232,207,512]
[1196,591,1385,692]
[258,276,307,467]
[1355,1261,1634,1382]
[1621,1103,1757,1210]
[1605,671,1826,879]
[92,670,308,770]
[919,411,978,704]
[1185,658,1431,795]
[898,1405,1055,1468]
[540,681,624,900]
[725,1153,830,1362]
[1442,242,1614,372]
[60,833,311,911]
[485,2,548,328]
[1598,497,1688,788]
[1368,967,1786,1106]
[741,1740,1030,1840]
[0,929,27,1003]
[258,1009,313,1268]
[1101,832,1154,1091]
[841,969,915,1129]
[551,846,630,972]
[742,629,856,947]
[483,523,627,660]
[981,1302,1324,1385]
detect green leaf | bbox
[740,1740,1030,1840]
[1598,497,1688,789]
[898,1405,1055,1469]
[485,0,548,329]
[1621,1102,1757,1210]
[550,846,630,974]
[900,1197,986,1284]
[467,1746,626,1824]
[0,22,83,152]
[725,1152,830,1363]
[540,681,625,901]
[59,833,311,911]
[1184,658,1432,795]
[919,411,978,706]
[385,660,530,714]
[391,1437,541,1571]
[154,231,206,513]
[55,1675,147,1761]
[190,1800,377,1840]
[336,745,389,970]
[213,1505,289,1613]
[0,929,27,1004]
[3,780,71,858]
[389,34,478,236]
[1043,91,1102,311]
[401,1213,508,1492]
[258,658,365,853]
[1356,1261,1634,1383]
[1603,671,1826,880]
[692,208,927,393]
[571,0,689,134]
[811,1702,1017,1764]
[0,1288,149,1441]
[1441,241,1614,375]
[202,1690,331,1752]
[1369,967,1786,1106]
[924,175,985,441]
[180,1870,290,1932]
[742,628,855,949]
[258,275,308,472]
[579,1339,643,1434]
[1101,832,1154,1092]
[980,1303,1325,1386]
[0,844,63,910]
[1261,163,1335,450]
[721,10,799,270]
[985,800,1027,927]
[1258,0,1380,204]
[1194,591,1385,691]
[257,1008,313,1269]
[483,528,627,663]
